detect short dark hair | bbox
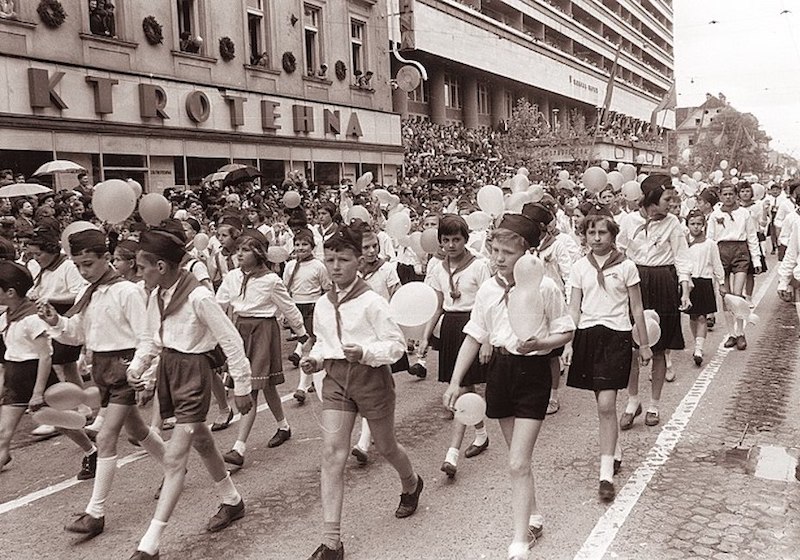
[582,214,620,239]
[438,214,469,241]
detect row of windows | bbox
[0,1,372,84]
[409,76,491,115]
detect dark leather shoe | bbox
[723,336,737,348]
[223,449,244,467]
[408,364,427,379]
[645,411,660,426]
[65,513,104,538]
[528,523,544,543]
[267,428,291,448]
[351,446,368,465]
[599,480,615,502]
[294,389,307,405]
[307,542,344,560]
[440,461,457,479]
[129,551,159,559]
[77,451,97,480]
[395,475,423,518]
[619,404,642,431]
[736,335,747,350]
[207,499,245,532]
[210,409,234,432]
[464,438,489,458]
[288,352,301,367]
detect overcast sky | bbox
[674,0,800,158]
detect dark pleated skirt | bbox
[438,311,486,386]
[637,265,685,352]
[235,317,284,390]
[567,325,633,391]
[683,277,717,317]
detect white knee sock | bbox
[139,429,166,464]
[85,456,117,518]
[600,455,615,482]
[694,337,705,353]
[215,472,241,506]
[357,418,371,451]
[138,519,167,555]
[445,447,459,466]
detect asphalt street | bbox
[1,264,798,560]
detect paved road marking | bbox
[0,394,293,515]
[574,273,774,560]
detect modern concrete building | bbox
[389,0,675,166]
[0,0,402,191]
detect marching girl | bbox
[682,210,726,366]
[616,174,692,429]
[525,202,580,415]
[216,229,310,467]
[737,182,769,303]
[706,182,761,351]
[419,215,492,479]
[565,211,651,501]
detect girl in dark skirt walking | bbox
[616,174,692,429]
[565,212,651,502]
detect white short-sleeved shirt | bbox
[1,313,53,361]
[27,258,87,302]
[570,257,640,331]
[463,276,574,355]
[426,256,491,312]
[283,258,331,304]
[361,261,401,302]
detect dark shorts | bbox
[717,241,751,275]
[296,303,316,338]
[567,325,632,391]
[321,359,395,420]
[51,302,82,365]
[485,350,551,420]
[0,360,58,407]
[157,348,213,424]
[92,349,136,407]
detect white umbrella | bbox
[218,163,247,173]
[203,171,228,183]
[0,183,53,197]
[32,160,85,176]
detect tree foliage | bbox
[689,107,770,174]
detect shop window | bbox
[88,0,118,38]
[258,159,285,186]
[444,74,461,109]
[247,0,271,66]
[314,162,340,185]
[177,0,204,53]
[304,4,323,76]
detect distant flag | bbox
[650,82,677,127]
[600,43,622,126]
[711,122,726,147]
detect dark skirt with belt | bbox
[438,311,486,386]
[235,316,284,390]
[637,265,685,352]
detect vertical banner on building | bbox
[599,43,622,127]
[399,0,415,50]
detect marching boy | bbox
[443,214,575,560]
[37,230,166,540]
[300,225,423,560]
[126,226,254,559]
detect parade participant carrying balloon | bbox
[36,229,167,542]
[443,213,575,560]
[299,224,424,560]
[616,174,692,429]
[419,214,492,479]
[563,211,651,502]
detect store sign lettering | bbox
[26,68,364,139]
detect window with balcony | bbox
[304,4,323,76]
[88,0,118,38]
[247,0,271,66]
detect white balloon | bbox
[528,184,544,203]
[464,211,492,231]
[477,185,505,217]
[507,255,546,340]
[719,160,729,170]
[505,192,530,213]
[632,309,661,347]
[454,393,486,426]
[389,282,438,327]
[385,212,411,240]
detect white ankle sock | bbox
[550,388,559,401]
[294,342,303,355]
[600,455,615,481]
[648,399,660,414]
[277,418,289,431]
[694,337,705,353]
[624,397,640,414]
[215,473,241,506]
[614,441,623,462]
[357,418,371,451]
[297,373,312,391]
[85,456,117,518]
[84,445,97,457]
[473,425,488,446]
[233,440,246,455]
[528,513,544,528]
[445,447,459,466]
[664,351,672,369]
[138,519,167,555]
[139,429,166,464]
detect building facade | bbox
[389,0,675,166]
[0,0,401,191]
